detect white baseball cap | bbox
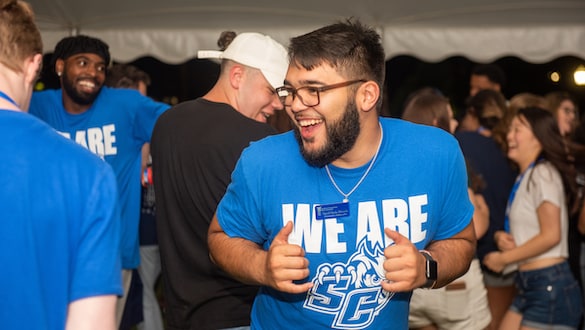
[198,33,289,89]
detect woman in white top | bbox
[484,106,583,329]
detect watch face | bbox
[427,259,437,280]
[421,251,437,288]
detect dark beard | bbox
[61,73,101,106]
[293,99,361,168]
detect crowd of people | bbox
[1,0,585,329]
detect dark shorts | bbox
[511,261,583,329]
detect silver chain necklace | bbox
[325,122,383,203]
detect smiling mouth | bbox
[77,79,97,91]
[298,118,323,127]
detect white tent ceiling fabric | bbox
[29,0,585,64]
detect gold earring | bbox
[57,72,62,77]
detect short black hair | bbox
[288,18,385,109]
[51,35,110,67]
[471,64,506,88]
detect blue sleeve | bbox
[131,92,169,143]
[70,163,123,302]
[28,91,51,119]
[435,137,474,241]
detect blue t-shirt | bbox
[29,87,169,268]
[217,118,473,329]
[0,110,122,329]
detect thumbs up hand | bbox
[264,221,313,293]
[381,228,427,292]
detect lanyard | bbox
[504,161,535,232]
[0,91,19,108]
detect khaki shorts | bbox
[409,259,491,330]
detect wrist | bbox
[498,250,510,266]
[419,250,437,289]
[493,230,504,242]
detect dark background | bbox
[38,54,585,125]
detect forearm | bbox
[471,193,489,239]
[425,222,476,288]
[473,195,490,239]
[208,215,268,286]
[500,234,559,266]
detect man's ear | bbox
[55,59,64,77]
[228,64,245,89]
[357,80,380,112]
[24,53,43,86]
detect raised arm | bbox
[208,215,313,294]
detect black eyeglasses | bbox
[276,79,367,108]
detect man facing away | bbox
[28,35,169,326]
[150,32,288,329]
[0,1,121,329]
[208,19,476,329]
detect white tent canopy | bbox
[29,0,585,64]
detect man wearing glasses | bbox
[208,19,476,329]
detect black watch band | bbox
[420,250,437,289]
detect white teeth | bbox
[298,119,323,127]
[78,81,95,88]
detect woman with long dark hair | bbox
[484,106,584,329]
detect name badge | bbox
[315,202,350,220]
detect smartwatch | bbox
[420,250,437,289]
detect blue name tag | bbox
[315,202,350,220]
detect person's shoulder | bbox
[100,86,136,96]
[101,87,170,117]
[102,86,150,99]
[101,86,166,104]
[455,130,501,150]
[21,111,109,166]
[245,130,295,156]
[33,88,59,96]
[31,89,60,104]
[455,130,484,140]
[382,117,455,143]
[159,98,238,120]
[237,131,298,172]
[382,117,442,133]
[44,125,103,161]
[248,130,293,146]
[533,160,562,182]
[155,98,194,120]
